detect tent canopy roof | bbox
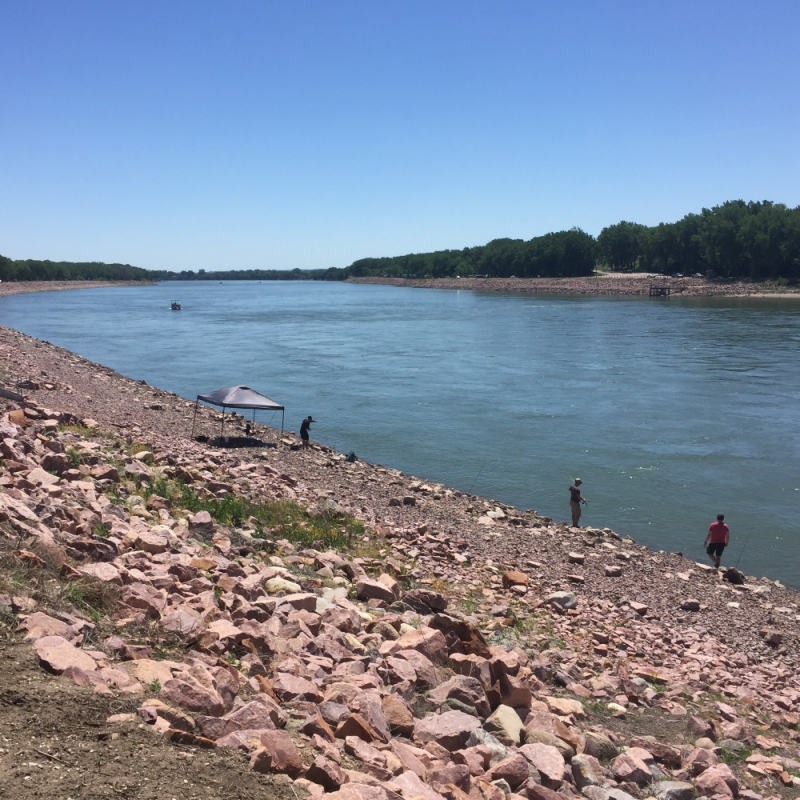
[197,385,284,411]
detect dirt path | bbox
[0,633,296,799]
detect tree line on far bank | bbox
[597,200,800,281]
[2,200,799,284]
[0,255,152,283]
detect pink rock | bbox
[486,754,531,791]
[120,583,167,616]
[427,675,491,718]
[258,729,304,777]
[160,677,225,717]
[525,781,567,800]
[197,701,277,739]
[687,716,716,740]
[389,769,446,800]
[684,747,718,776]
[18,612,81,643]
[312,733,342,765]
[356,578,396,604]
[413,710,482,752]
[206,619,244,644]
[519,743,565,786]
[138,705,158,723]
[721,720,747,740]
[189,510,215,536]
[216,728,271,752]
[612,751,652,785]
[352,694,391,743]
[306,755,345,791]
[695,763,739,798]
[499,672,533,708]
[272,672,323,703]
[77,562,123,584]
[277,592,318,613]
[628,736,681,768]
[251,693,288,728]
[34,636,98,673]
[335,713,382,743]
[403,589,447,612]
[430,762,471,790]
[382,627,449,665]
[161,610,204,637]
[100,667,144,693]
[627,747,655,764]
[90,464,120,482]
[385,656,418,685]
[390,740,430,780]
[134,530,169,554]
[376,573,401,600]
[345,736,387,770]
[301,714,336,742]
[325,788,393,800]
[321,606,363,634]
[27,467,60,487]
[382,694,415,738]
[63,665,108,688]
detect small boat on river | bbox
[171,301,182,310]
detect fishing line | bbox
[735,528,753,568]
[468,459,488,494]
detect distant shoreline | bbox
[0,280,155,299]
[3,277,799,301]
[346,274,800,298]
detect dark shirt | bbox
[300,419,312,437]
[569,484,582,503]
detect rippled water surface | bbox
[3,281,799,586]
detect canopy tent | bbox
[191,384,284,439]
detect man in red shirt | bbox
[704,513,730,568]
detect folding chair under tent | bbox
[191,385,285,440]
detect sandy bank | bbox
[0,280,155,299]
[347,275,800,298]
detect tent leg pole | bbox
[221,406,225,438]
[191,400,199,438]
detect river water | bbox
[2,281,799,587]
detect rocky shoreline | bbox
[345,276,800,298]
[1,322,799,800]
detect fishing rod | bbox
[468,459,489,494]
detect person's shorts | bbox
[301,433,309,441]
[570,501,581,516]
[706,542,726,558]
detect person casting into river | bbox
[704,513,730,568]
[569,478,586,527]
[300,415,316,449]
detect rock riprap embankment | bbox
[1,326,800,800]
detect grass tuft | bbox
[139,476,366,551]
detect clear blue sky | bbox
[1,1,798,272]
